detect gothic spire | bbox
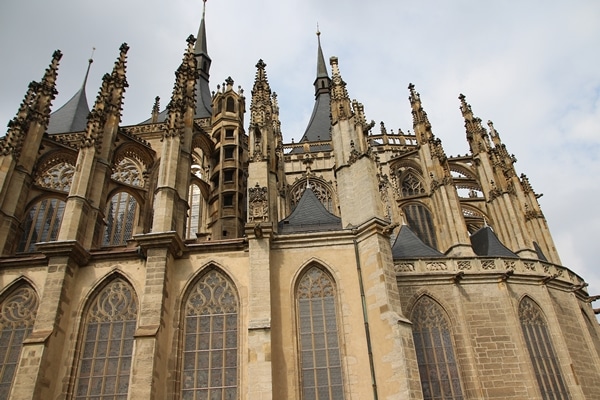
[194,0,212,118]
[292,30,332,153]
[250,59,273,128]
[459,93,490,154]
[47,56,93,134]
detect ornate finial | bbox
[316,23,320,36]
[89,47,96,64]
[187,34,196,46]
[256,59,266,70]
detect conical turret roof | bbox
[47,59,92,134]
[291,31,332,154]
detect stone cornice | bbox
[35,240,90,266]
[133,231,185,258]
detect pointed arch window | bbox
[18,197,66,253]
[187,184,202,240]
[181,268,239,400]
[403,204,438,249]
[0,284,39,398]
[519,297,569,400]
[103,192,138,246]
[73,278,137,399]
[226,97,235,113]
[296,266,345,400]
[411,296,464,400]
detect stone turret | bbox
[209,76,246,239]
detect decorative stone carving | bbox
[394,263,415,272]
[248,183,268,222]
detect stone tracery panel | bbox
[290,177,335,214]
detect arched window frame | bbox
[518,296,570,400]
[103,190,140,247]
[402,202,438,250]
[71,275,138,399]
[179,266,239,400]
[17,196,66,253]
[186,183,203,240]
[0,281,39,399]
[290,178,337,215]
[294,264,346,400]
[410,295,464,400]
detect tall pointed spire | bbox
[291,30,332,153]
[193,0,212,118]
[47,54,93,134]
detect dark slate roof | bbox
[470,226,518,257]
[47,85,90,134]
[290,33,331,154]
[533,241,548,262]
[290,93,332,153]
[278,187,342,233]
[391,225,444,259]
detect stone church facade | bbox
[1,8,599,400]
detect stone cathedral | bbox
[1,7,599,400]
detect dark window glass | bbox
[74,278,137,399]
[403,204,437,249]
[297,266,345,400]
[103,192,138,246]
[18,198,66,253]
[226,98,235,113]
[0,285,38,398]
[411,296,464,400]
[519,297,569,400]
[181,269,238,400]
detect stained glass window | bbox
[411,296,464,400]
[73,278,137,399]
[296,266,345,400]
[17,198,66,253]
[187,184,202,240]
[103,192,138,246]
[519,297,569,400]
[181,269,238,400]
[0,284,39,398]
[403,204,438,249]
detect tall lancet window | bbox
[181,268,238,400]
[411,296,464,400]
[73,277,137,399]
[186,184,202,240]
[403,204,438,250]
[519,297,569,400]
[0,284,39,398]
[296,266,345,400]
[103,192,138,246]
[18,198,66,253]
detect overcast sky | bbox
[1,0,599,306]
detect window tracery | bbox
[411,296,464,400]
[18,198,66,253]
[73,278,137,399]
[0,284,38,398]
[103,192,138,246]
[112,157,144,187]
[291,179,335,214]
[401,172,425,197]
[36,161,74,192]
[181,269,238,400]
[296,266,345,400]
[519,297,569,400]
